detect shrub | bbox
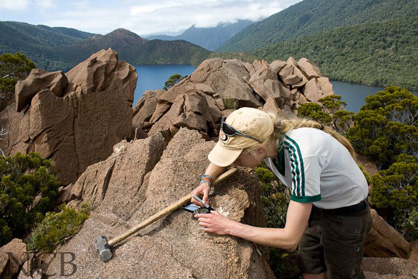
[0,152,59,244]
[223,99,238,110]
[0,52,36,100]
[27,204,89,252]
[298,95,355,134]
[371,154,418,239]
[402,208,418,241]
[298,102,332,126]
[346,86,418,170]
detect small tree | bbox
[346,86,418,169]
[0,52,36,100]
[0,152,59,244]
[27,204,89,252]
[297,102,332,125]
[163,73,187,90]
[319,95,354,133]
[371,154,418,239]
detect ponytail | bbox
[269,114,355,158]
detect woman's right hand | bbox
[191,182,211,207]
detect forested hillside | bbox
[219,0,418,52]
[252,17,418,90]
[0,22,211,71]
[0,21,94,70]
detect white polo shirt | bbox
[264,128,368,209]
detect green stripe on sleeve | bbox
[290,194,321,203]
[285,136,305,197]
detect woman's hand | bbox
[191,182,211,206]
[195,211,237,235]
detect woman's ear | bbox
[257,146,267,155]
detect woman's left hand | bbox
[195,211,236,235]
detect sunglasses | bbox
[220,117,262,143]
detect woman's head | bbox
[208,107,275,167]
[208,106,355,168]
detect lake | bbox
[134,65,417,113]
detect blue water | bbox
[133,65,417,113]
[134,65,196,104]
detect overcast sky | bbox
[0,0,303,36]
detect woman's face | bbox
[232,148,265,168]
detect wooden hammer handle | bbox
[108,168,237,247]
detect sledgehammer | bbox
[95,168,237,262]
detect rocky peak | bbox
[105,28,148,45]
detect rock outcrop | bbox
[132,57,334,140]
[0,49,137,184]
[41,128,274,279]
[362,257,418,279]
[365,209,411,258]
[0,239,27,279]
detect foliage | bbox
[27,204,89,252]
[346,86,418,169]
[297,95,354,134]
[251,17,418,90]
[297,102,332,126]
[0,152,60,245]
[320,95,354,133]
[163,73,188,90]
[220,0,418,53]
[0,52,36,99]
[223,99,238,110]
[371,154,418,240]
[402,208,418,241]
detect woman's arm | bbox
[196,200,312,250]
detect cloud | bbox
[1,0,303,36]
[35,0,55,9]
[0,0,29,11]
[125,0,301,35]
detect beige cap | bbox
[208,107,274,167]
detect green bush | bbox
[402,208,418,241]
[298,95,355,134]
[346,86,418,170]
[27,204,89,252]
[0,152,59,244]
[0,52,36,100]
[371,154,418,239]
[298,102,332,126]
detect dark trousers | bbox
[298,200,373,278]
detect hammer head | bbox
[95,235,113,262]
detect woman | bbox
[191,107,372,279]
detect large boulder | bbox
[0,49,137,184]
[190,58,262,108]
[365,209,411,258]
[132,57,335,140]
[43,128,274,279]
[0,239,27,279]
[362,257,418,279]
[15,69,68,112]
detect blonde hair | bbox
[245,112,355,158]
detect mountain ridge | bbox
[146,20,253,51]
[0,22,211,71]
[219,0,418,52]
